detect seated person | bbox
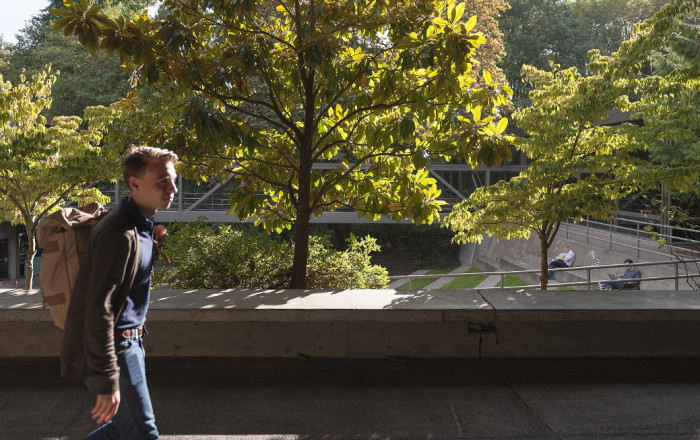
[548,245,575,278]
[601,259,641,290]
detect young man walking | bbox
[61,146,178,439]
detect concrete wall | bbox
[4,306,700,359]
[2,288,700,359]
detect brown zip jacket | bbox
[60,202,141,395]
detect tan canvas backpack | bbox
[36,202,108,329]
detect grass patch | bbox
[441,267,487,289]
[494,274,530,288]
[396,268,457,290]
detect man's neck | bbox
[128,197,156,219]
[138,207,157,219]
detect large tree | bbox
[444,0,700,289]
[53,0,514,288]
[0,68,120,289]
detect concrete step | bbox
[474,256,500,272]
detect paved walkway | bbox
[3,357,700,439]
[423,265,472,289]
[475,274,501,289]
[387,270,429,289]
[388,267,519,291]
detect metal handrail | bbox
[393,259,700,290]
[560,216,700,262]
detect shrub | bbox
[307,234,390,289]
[153,221,389,289]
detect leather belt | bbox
[115,327,143,340]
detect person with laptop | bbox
[600,259,641,290]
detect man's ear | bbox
[128,175,140,193]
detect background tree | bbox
[0,68,120,289]
[0,36,9,68]
[499,0,669,106]
[0,0,154,120]
[642,13,700,215]
[444,0,700,289]
[54,0,514,288]
[460,0,510,88]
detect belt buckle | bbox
[118,327,142,339]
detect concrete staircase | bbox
[460,224,695,290]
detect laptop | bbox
[607,273,617,279]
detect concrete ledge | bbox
[1,288,700,358]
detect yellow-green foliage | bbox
[0,67,120,289]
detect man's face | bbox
[564,246,570,252]
[129,158,178,215]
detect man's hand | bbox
[91,391,120,424]
[154,225,171,264]
[154,225,168,247]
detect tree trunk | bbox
[332,224,349,250]
[291,214,311,289]
[291,161,313,289]
[539,233,549,291]
[23,224,37,290]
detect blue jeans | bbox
[548,259,569,278]
[85,336,159,439]
[601,281,640,290]
[601,281,623,290]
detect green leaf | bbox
[464,15,477,33]
[50,7,73,18]
[53,17,73,31]
[399,116,415,139]
[454,3,466,23]
[412,149,429,169]
[496,117,508,135]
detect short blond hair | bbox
[121,145,178,190]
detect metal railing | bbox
[393,259,700,291]
[560,215,700,262]
[96,164,532,220]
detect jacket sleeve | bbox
[82,228,134,395]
